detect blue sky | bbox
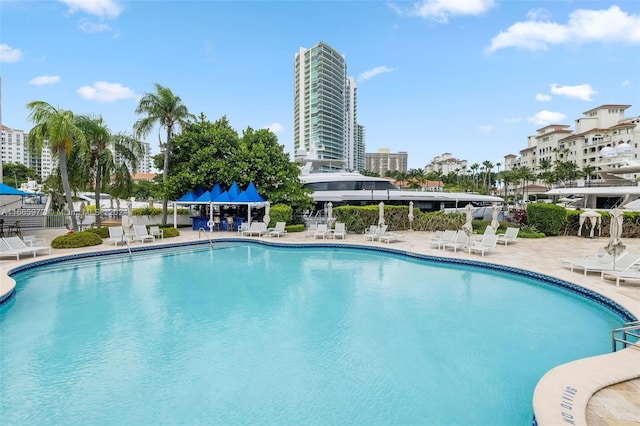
[1,0,639,170]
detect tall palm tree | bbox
[482,160,494,193]
[26,101,86,231]
[134,84,194,224]
[72,115,145,227]
[582,164,597,182]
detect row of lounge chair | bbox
[313,223,347,239]
[561,249,640,286]
[0,236,51,260]
[428,226,520,256]
[239,222,288,238]
[107,225,162,246]
[363,224,406,243]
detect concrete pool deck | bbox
[1,227,638,425]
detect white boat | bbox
[297,156,503,217]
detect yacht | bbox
[297,154,503,218]
[546,143,640,210]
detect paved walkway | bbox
[1,227,639,425]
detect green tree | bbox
[26,101,86,231]
[582,164,597,182]
[71,115,145,227]
[2,163,40,188]
[166,115,312,210]
[134,83,194,224]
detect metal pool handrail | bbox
[612,321,640,351]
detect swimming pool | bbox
[0,242,632,425]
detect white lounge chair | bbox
[132,225,155,243]
[429,230,456,250]
[474,225,495,242]
[242,222,268,236]
[23,235,46,247]
[364,224,387,242]
[0,238,39,259]
[3,236,50,257]
[149,226,163,239]
[268,222,288,238]
[443,231,470,252]
[379,231,406,244]
[497,227,519,245]
[107,226,127,246]
[314,223,330,239]
[237,222,250,235]
[468,233,498,257]
[565,251,640,276]
[601,268,640,287]
[306,222,318,237]
[332,222,347,239]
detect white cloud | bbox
[358,66,395,82]
[621,80,633,87]
[390,0,495,23]
[488,6,640,52]
[29,75,61,86]
[528,110,567,126]
[535,93,551,102]
[0,44,22,63]
[59,0,123,19]
[504,117,521,124]
[479,125,493,133]
[79,20,112,33]
[264,122,284,134]
[77,81,138,102]
[550,83,596,101]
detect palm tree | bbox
[134,84,194,224]
[582,164,597,182]
[470,163,480,191]
[26,101,86,231]
[72,115,145,227]
[482,160,494,193]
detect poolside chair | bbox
[314,223,330,239]
[150,226,163,240]
[443,231,470,252]
[132,225,155,243]
[429,230,456,249]
[601,268,640,287]
[570,251,640,276]
[428,230,445,244]
[237,222,250,235]
[364,224,387,242]
[268,222,288,238]
[23,235,46,247]
[468,233,498,257]
[0,238,40,260]
[306,222,318,237]
[379,231,406,244]
[3,236,50,257]
[242,222,268,236]
[332,222,347,239]
[497,227,519,245]
[474,225,495,242]
[364,225,379,240]
[107,226,127,246]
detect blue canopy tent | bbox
[174,182,267,230]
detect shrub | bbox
[159,227,180,238]
[526,203,566,236]
[86,227,109,238]
[51,231,103,248]
[285,224,304,233]
[268,204,293,228]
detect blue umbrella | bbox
[177,190,198,202]
[228,182,241,199]
[235,182,265,203]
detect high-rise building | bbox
[294,41,364,171]
[365,148,408,176]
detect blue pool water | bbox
[0,243,626,425]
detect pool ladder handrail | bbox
[198,227,214,245]
[612,321,640,352]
